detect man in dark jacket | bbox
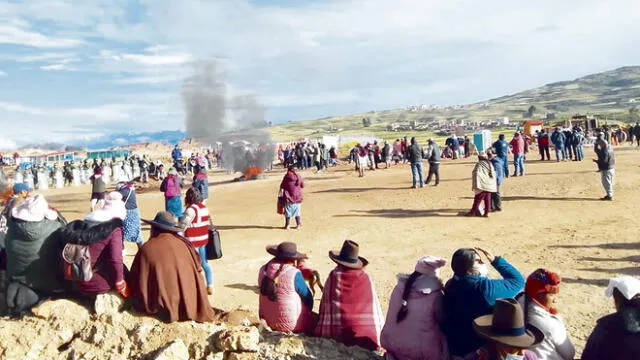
[424,138,441,186]
[593,134,615,200]
[563,129,574,160]
[492,134,510,178]
[443,247,525,358]
[408,137,424,188]
[634,122,640,147]
[551,127,567,162]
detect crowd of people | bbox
[277,141,338,172]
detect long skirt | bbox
[123,208,143,243]
[284,202,301,218]
[165,196,183,218]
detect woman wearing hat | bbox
[315,240,384,351]
[279,165,304,230]
[116,179,143,247]
[4,195,65,317]
[160,167,184,218]
[129,211,215,323]
[89,167,106,212]
[258,242,314,333]
[524,269,575,360]
[465,152,497,217]
[381,256,450,360]
[581,276,640,360]
[469,298,544,360]
[62,192,129,299]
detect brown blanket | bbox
[128,232,215,322]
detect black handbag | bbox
[205,224,222,260]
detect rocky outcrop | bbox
[0,299,382,360]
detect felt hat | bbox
[414,255,447,277]
[329,240,368,269]
[266,242,307,261]
[605,276,640,300]
[11,195,58,222]
[84,191,127,222]
[142,211,182,233]
[473,298,544,348]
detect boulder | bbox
[94,292,124,316]
[224,352,258,360]
[31,299,90,322]
[274,336,305,356]
[153,339,190,360]
[216,326,260,352]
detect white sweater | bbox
[527,301,576,360]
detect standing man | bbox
[488,150,504,212]
[538,130,551,161]
[408,137,424,189]
[572,127,585,161]
[593,134,615,201]
[492,134,510,178]
[509,132,525,177]
[634,122,640,147]
[551,127,567,162]
[171,145,182,164]
[564,129,574,161]
[425,138,441,186]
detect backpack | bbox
[61,243,94,282]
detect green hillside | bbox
[267,66,640,144]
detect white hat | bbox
[84,191,127,222]
[11,195,58,222]
[605,276,640,300]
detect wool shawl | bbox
[315,265,384,351]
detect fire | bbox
[0,187,12,206]
[243,166,263,179]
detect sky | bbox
[1,0,639,148]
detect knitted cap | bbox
[526,269,561,299]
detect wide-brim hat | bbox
[329,240,368,269]
[473,298,544,348]
[266,242,307,261]
[142,211,183,233]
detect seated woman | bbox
[5,195,65,317]
[61,192,129,300]
[315,240,384,351]
[524,269,575,360]
[381,256,450,360]
[443,247,525,358]
[258,242,314,333]
[129,211,215,323]
[468,298,544,360]
[581,276,640,360]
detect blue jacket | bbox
[551,131,565,146]
[492,140,509,158]
[443,257,525,356]
[171,148,182,161]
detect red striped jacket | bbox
[184,203,210,248]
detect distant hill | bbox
[71,130,187,150]
[267,66,640,143]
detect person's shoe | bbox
[284,225,291,230]
[483,212,490,218]
[601,196,612,201]
[412,185,417,189]
[295,224,303,230]
[207,286,214,295]
[464,212,476,217]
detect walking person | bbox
[408,137,424,189]
[425,138,441,186]
[356,144,367,177]
[509,132,525,176]
[551,127,567,162]
[593,133,615,201]
[116,179,144,247]
[160,168,184,218]
[492,134,510,178]
[465,152,496,217]
[280,165,304,230]
[179,187,214,295]
[488,150,503,212]
[89,167,106,211]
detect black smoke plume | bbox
[182,60,275,173]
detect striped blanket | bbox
[315,266,384,350]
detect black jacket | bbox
[582,307,640,360]
[408,143,423,164]
[594,143,615,171]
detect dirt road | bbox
[44,146,640,355]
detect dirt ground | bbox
[42,146,640,356]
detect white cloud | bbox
[0,24,83,48]
[114,74,184,84]
[0,135,17,150]
[0,70,6,77]
[9,52,77,63]
[40,64,68,71]
[120,53,192,66]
